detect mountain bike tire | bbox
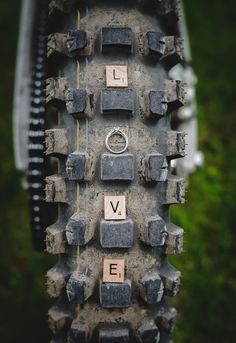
[41,1,186,342]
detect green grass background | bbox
[0,0,235,342]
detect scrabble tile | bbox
[106,66,128,88]
[103,258,125,283]
[104,195,126,220]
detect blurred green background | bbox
[0,0,235,342]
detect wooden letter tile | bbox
[103,258,125,283]
[104,195,126,220]
[106,65,128,88]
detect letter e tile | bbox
[103,258,125,283]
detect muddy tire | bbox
[43,1,186,342]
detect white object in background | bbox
[169,1,203,176]
[13,0,36,172]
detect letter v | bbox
[110,201,119,213]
